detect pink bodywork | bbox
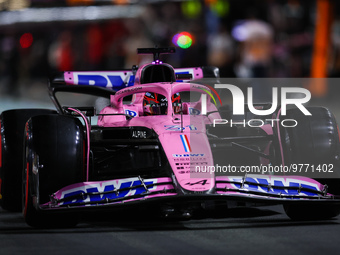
[44,63,330,209]
[98,82,219,192]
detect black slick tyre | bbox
[23,114,84,228]
[0,109,56,211]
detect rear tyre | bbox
[23,114,84,228]
[280,107,340,220]
[0,109,56,211]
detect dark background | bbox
[1,0,340,91]
[1,0,340,118]
[1,1,340,254]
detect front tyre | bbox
[23,147,78,228]
[0,109,56,211]
[23,114,84,228]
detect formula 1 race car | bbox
[1,47,340,228]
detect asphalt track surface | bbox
[1,205,340,255]
[1,90,340,255]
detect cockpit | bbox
[139,63,178,115]
[143,92,181,116]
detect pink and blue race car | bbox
[1,47,340,227]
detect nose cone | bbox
[158,131,215,193]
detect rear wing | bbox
[48,66,219,113]
[50,66,219,90]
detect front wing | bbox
[41,175,340,211]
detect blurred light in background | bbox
[206,0,229,18]
[181,0,201,19]
[7,0,29,10]
[0,5,143,25]
[112,0,129,5]
[231,20,273,42]
[181,0,229,19]
[66,0,94,5]
[172,32,194,49]
[20,33,33,49]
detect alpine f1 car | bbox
[1,47,340,228]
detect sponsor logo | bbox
[232,177,319,196]
[173,153,205,157]
[178,170,197,174]
[61,179,155,205]
[132,130,147,139]
[189,108,201,115]
[185,180,209,186]
[75,73,135,88]
[125,109,137,117]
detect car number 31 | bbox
[164,125,198,131]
